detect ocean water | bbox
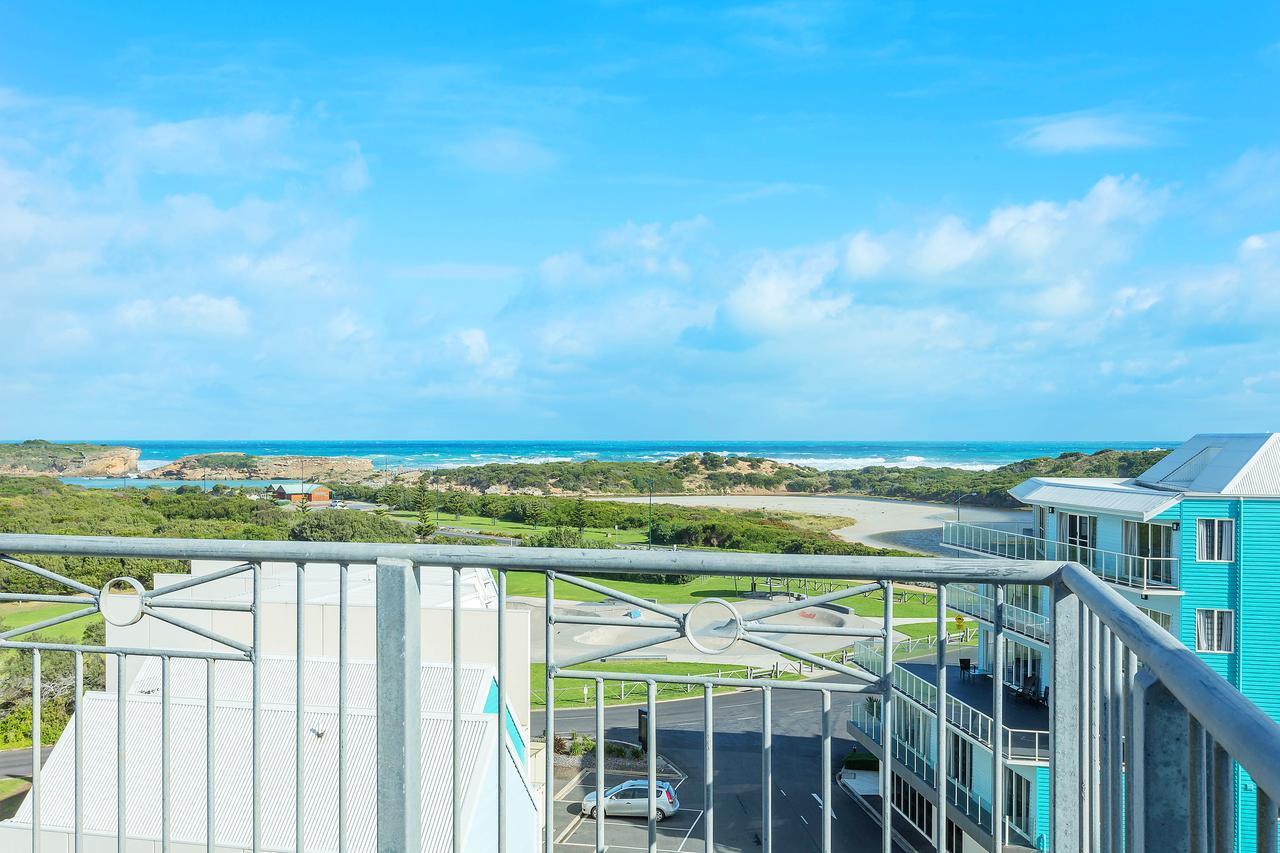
[66,439,1168,474]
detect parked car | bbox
[582,779,680,821]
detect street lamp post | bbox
[647,480,654,550]
[956,491,978,521]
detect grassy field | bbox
[391,511,649,544]
[0,777,29,820]
[0,602,101,643]
[506,572,756,604]
[531,660,802,709]
[506,571,947,617]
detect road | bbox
[534,677,906,852]
[0,747,50,778]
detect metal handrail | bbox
[942,521,1179,590]
[1061,562,1280,804]
[948,583,1050,642]
[0,532,1065,582]
[0,534,1276,852]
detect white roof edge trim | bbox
[1220,433,1280,496]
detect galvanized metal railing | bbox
[949,582,1051,642]
[0,534,1274,852]
[943,520,1179,590]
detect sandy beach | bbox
[601,494,1028,554]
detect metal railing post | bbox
[882,582,894,853]
[991,584,1005,850]
[935,583,948,853]
[1133,667,1191,853]
[376,557,421,853]
[1051,579,1083,852]
[1212,741,1233,853]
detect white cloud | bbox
[115,294,250,336]
[538,216,711,288]
[725,246,848,333]
[392,262,522,282]
[327,310,374,344]
[117,112,294,175]
[1010,111,1169,153]
[841,175,1165,283]
[447,327,518,379]
[844,230,890,279]
[331,142,370,193]
[447,129,554,174]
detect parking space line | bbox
[554,811,585,845]
[555,768,590,801]
[675,810,704,852]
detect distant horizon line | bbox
[2,437,1175,445]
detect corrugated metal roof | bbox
[1136,433,1280,496]
[128,655,492,714]
[1008,478,1180,520]
[6,693,521,852]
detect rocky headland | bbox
[0,440,141,477]
[150,452,375,482]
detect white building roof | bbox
[1135,433,1280,496]
[8,695,502,852]
[128,655,493,714]
[6,657,532,852]
[268,483,329,495]
[1008,477,1180,521]
[1009,433,1280,518]
[187,559,498,610]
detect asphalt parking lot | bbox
[552,765,707,852]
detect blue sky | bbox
[1,2,1279,440]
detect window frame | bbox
[1196,518,1236,563]
[1195,608,1235,654]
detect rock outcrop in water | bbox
[150,453,375,482]
[0,440,141,477]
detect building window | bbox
[1059,513,1095,549]
[1004,768,1034,839]
[948,732,973,788]
[1137,606,1174,634]
[1195,609,1234,654]
[892,772,934,837]
[1196,519,1235,562]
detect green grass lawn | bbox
[505,571,949,619]
[0,777,30,820]
[0,601,102,643]
[532,660,802,709]
[391,512,649,544]
[505,571,758,604]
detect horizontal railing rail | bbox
[943,520,1179,590]
[0,533,1274,853]
[949,583,1051,642]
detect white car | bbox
[582,779,679,821]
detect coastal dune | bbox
[602,493,1027,554]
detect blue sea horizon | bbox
[37,438,1171,481]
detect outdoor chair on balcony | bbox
[959,657,973,679]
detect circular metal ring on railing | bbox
[682,597,744,655]
[99,576,146,627]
